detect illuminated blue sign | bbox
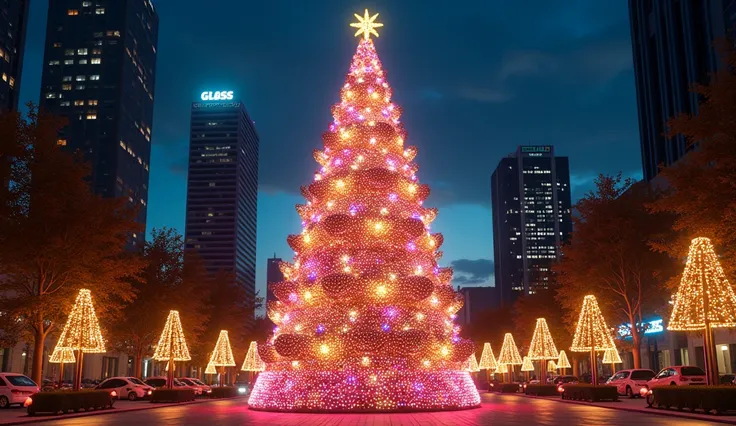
[200,90,234,101]
[617,318,664,339]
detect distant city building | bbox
[456,286,500,327]
[266,255,283,308]
[38,0,159,239]
[629,0,735,181]
[184,93,259,312]
[491,145,572,307]
[0,0,30,112]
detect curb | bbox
[0,396,245,426]
[505,392,736,425]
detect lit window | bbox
[88,99,98,105]
[86,114,97,120]
[48,60,60,65]
[91,58,101,64]
[53,42,62,48]
[76,75,86,81]
[90,75,100,81]
[64,59,73,65]
[77,48,88,55]
[95,8,105,14]
[62,84,71,91]
[62,76,71,82]
[9,76,16,87]
[1,73,6,82]
[60,101,70,106]
[92,48,102,55]
[64,49,74,56]
[93,32,103,37]
[45,93,57,99]
[57,139,67,146]
[67,9,79,16]
[78,59,88,64]
[76,85,85,90]
[82,1,91,6]
[74,100,84,106]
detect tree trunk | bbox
[133,353,142,379]
[31,324,46,385]
[631,336,642,369]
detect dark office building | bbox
[39,0,159,238]
[491,146,572,307]
[0,0,30,112]
[184,96,259,309]
[456,286,500,327]
[629,0,735,182]
[266,255,283,308]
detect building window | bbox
[57,139,67,146]
[76,75,86,81]
[67,9,79,16]
[93,31,103,37]
[53,42,62,48]
[77,48,88,55]
[90,75,100,81]
[61,84,72,91]
[62,76,71,82]
[82,1,91,6]
[91,58,102,64]
[45,93,57,99]
[74,100,84,106]
[64,49,74,56]
[88,99,98,106]
[76,85,86,90]
[48,60,60,65]
[86,114,97,120]
[64,59,74,65]
[106,30,121,37]
[60,101,70,106]
[78,59,88,64]
[92,48,102,55]
[95,8,105,14]
[1,73,6,82]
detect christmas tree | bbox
[547,360,557,372]
[478,342,498,371]
[57,289,106,390]
[242,341,265,372]
[570,295,615,385]
[556,350,571,374]
[248,10,479,412]
[153,310,191,388]
[462,354,479,372]
[527,318,558,360]
[497,333,522,382]
[668,237,736,384]
[49,345,75,388]
[521,356,534,381]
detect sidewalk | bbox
[0,396,245,426]
[508,392,736,425]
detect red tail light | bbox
[110,390,118,397]
[23,398,32,407]
[680,377,689,382]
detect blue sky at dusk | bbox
[18,0,643,299]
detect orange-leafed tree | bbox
[554,174,673,368]
[0,106,142,384]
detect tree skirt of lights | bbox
[247,369,480,412]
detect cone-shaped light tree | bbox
[668,237,736,385]
[547,360,557,373]
[498,333,523,382]
[527,318,559,382]
[209,330,236,387]
[570,295,615,386]
[49,345,75,388]
[152,310,191,388]
[556,350,571,375]
[463,354,480,373]
[521,356,534,381]
[479,342,498,371]
[242,341,265,372]
[57,289,106,390]
[248,9,479,412]
[602,348,622,374]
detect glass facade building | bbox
[39,0,159,239]
[184,98,259,308]
[0,0,30,112]
[491,146,572,307]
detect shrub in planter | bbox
[150,388,195,403]
[652,386,736,414]
[493,383,520,393]
[27,390,114,415]
[525,384,558,396]
[561,384,618,402]
[210,386,240,398]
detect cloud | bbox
[451,258,494,285]
[456,87,514,103]
[498,51,559,80]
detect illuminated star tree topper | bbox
[497,333,523,366]
[242,341,265,372]
[152,310,191,362]
[209,330,236,366]
[668,237,736,331]
[478,342,498,370]
[527,318,559,360]
[350,9,383,40]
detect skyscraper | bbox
[0,0,30,112]
[39,0,159,238]
[491,145,572,307]
[184,92,259,307]
[265,255,283,309]
[629,0,735,181]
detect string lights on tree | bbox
[547,360,557,373]
[152,310,191,388]
[247,9,480,412]
[521,356,534,381]
[602,348,621,374]
[497,333,522,382]
[668,237,736,385]
[57,289,106,390]
[463,353,480,373]
[570,295,615,386]
[242,341,266,372]
[556,350,571,375]
[527,318,559,383]
[49,345,75,388]
[209,330,236,387]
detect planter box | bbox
[210,387,240,398]
[561,384,618,402]
[27,390,114,416]
[525,384,558,396]
[150,388,195,403]
[493,383,520,393]
[652,386,736,414]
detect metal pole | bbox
[58,362,64,389]
[702,263,719,385]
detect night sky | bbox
[18,0,642,299]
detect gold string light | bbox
[602,348,622,364]
[152,310,191,362]
[57,289,106,353]
[527,318,559,360]
[242,341,266,372]
[49,346,76,364]
[478,342,498,371]
[205,362,217,375]
[570,295,616,352]
[547,360,557,372]
[497,333,523,366]
[668,237,736,330]
[463,353,480,372]
[209,330,236,366]
[556,350,571,369]
[521,356,534,372]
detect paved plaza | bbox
[1,393,726,426]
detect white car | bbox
[145,377,200,395]
[178,378,211,395]
[0,373,39,408]
[95,377,153,401]
[606,369,655,398]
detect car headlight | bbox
[110,391,117,398]
[24,398,32,407]
[238,387,247,394]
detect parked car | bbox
[606,369,655,398]
[178,378,211,395]
[552,375,579,386]
[95,377,153,401]
[579,373,609,385]
[719,374,736,385]
[646,366,707,388]
[0,373,39,408]
[144,377,200,394]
